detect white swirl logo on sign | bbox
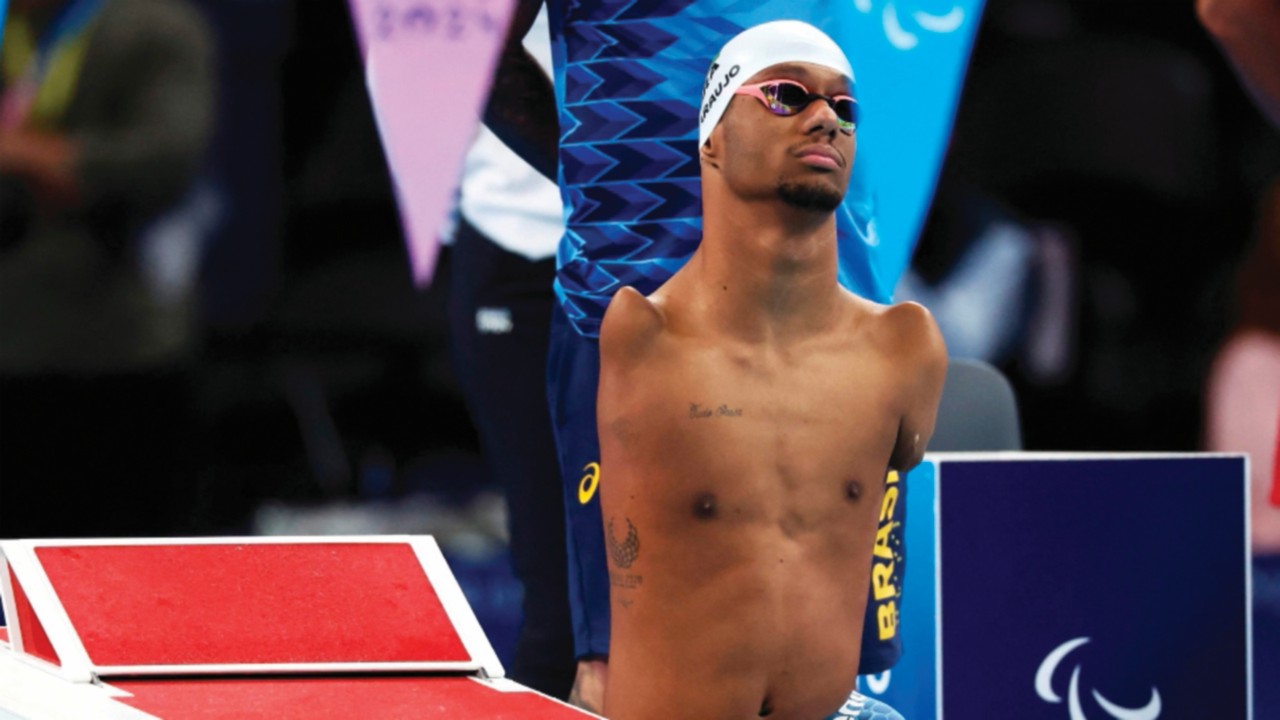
[853,0,967,50]
[1036,637,1163,720]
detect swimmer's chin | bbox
[776,181,844,212]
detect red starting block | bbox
[0,536,599,719]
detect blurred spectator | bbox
[1198,0,1280,556]
[1198,0,1280,126]
[1205,177,1280,554]
[446,8,575,698]
[0,0,215,537]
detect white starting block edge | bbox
[0,649,157,720]
[920,451,1252,720]
[0,536,503,684]
[0,651,604,720]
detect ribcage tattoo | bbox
[607,517,640,569]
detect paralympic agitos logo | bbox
[1036,637,1162,720]
[700,62,741,124]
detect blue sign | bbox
[843,0,985,290]
[0,0,9,49]
[940,457,1249,719]
[864,455,1251,719]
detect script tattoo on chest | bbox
[688,403,743,419]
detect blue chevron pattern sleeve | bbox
[547,0,894,338]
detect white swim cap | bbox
[698,20,855,146]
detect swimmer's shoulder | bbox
[600,286,668,366]
[843,292,947,367]
[881,300,947,360]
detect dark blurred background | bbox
[918,0,1278,453]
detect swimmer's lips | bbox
[793,143,844,171]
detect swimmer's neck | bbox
[688,199,842,342]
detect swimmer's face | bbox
[705,62,856,213]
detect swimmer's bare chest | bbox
[613,335,902,528]
[602,334,902,719]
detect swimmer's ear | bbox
[700,129,722,169]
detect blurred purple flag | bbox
[347,0,515,284]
